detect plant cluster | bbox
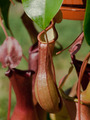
[0,0,90,120]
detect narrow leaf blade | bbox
[84,0,90,45]
[0,0,10,29]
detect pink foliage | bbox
[69,32,84,56]
[0,37,22,68]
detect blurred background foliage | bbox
[0,1,90,120]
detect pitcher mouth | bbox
[5,68,35,78]
[37,20,58,44]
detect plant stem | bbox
[22,54,28,62]
[0,17,8,38]
[56,32,84,55]
[21,13,38,44]
[77,52,90,120]
[7,82,12,120]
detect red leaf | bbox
[69,32,84,56]
[0,37,22,68]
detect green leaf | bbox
[0,0,10,29]
[22,0,63,29]
[84,0,90,45]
